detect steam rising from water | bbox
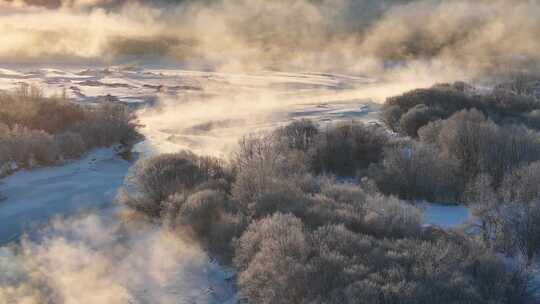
[0,212,235,304]
[1,0,539,78]
[133,69,439,157]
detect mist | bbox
[0,211,235,304]
[134,70,439,157]
[1,0,539,79]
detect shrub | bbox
[369,141,461,202]
[302,184,368,232]
[178,190,228,232]
[173,190,241,258]
[302,182,423,239]
[232,133,307,208]
[382,82,540,137]
[436,110,540,185]
[399,104,440,137]
[492,163,540,261]
[275,119,318,151]
[79,103,138,147]
[465,174,501,245]
[124,151,229,217]
[362,194,423,238]
[500,161,540,203]
[235,214,523,304]
[394,108,540,203]
[471,164,540,262]
[235,213,309,304]
[249,181,306,219]
[0,86,139,172]
[0,125,58,167]
[309,122,389,176]
[0,85,84,133]
[54,132,86,160]
[29,99,85,134]
[499,200,540,262]
[382,84,480,135]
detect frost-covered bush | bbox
[399,103,441,137]
[381,82,540,136]
[124,151,229,217]
[178,190,230,234]
[406,109,540,201]
[0,84,89,134]
[309,122,389,176]
[276,119,318,151]
[54,132,86,160]
[0,125,57,167]
[73,103,138,148]
[299,182,369,231]
[500,200,540,262]
[369,141,461,202]
[234,214,524,304]
[500,161,540,203]
[235,213,309,304]
[0,86,139,172]
[436,110,540,184]
[362,194,422,238]
[470,164,540,262]
[299,182,422,238]
[170,190,242,257]
[232,133,307,208]
[249,181,307,219]
[382,83,480,135]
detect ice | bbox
[0,148,130,245]
[421,203,470,228]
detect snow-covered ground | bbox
[0,66,376,105]
[0,148,130,245]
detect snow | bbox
[0,66,381,105]
[0,148,130,245]
[421,203,470,228]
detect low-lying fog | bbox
[0,66,437,156]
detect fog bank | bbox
[1,0,538,79]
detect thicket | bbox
[0,84,139,174]
[122,117,538,303]
[382,82,540,137]
[376,82,540,267]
